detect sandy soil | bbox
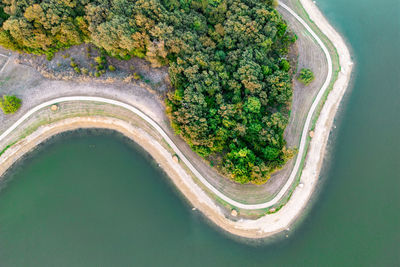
[0,0,353,238]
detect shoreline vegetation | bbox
[0,0,353,238]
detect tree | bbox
[0,95,22,114]
[244,97,261,114]
[280,59,290,72]
[298,68,315,85]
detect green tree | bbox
[280,59,290,72]
[0,95,22,114]
[244,97,261,113]
[298,68,315,85]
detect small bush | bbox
[121,54,131,60]
[74,67,81,74]
[298,68,315,85]
[46,53,54,61]
[95,72,100,77]
[133,73,141,80]
[94,56,101,64]
[70,58,77,68]
[94,56,104,65]
[0,95,22,114]
[108,65,116,71]
[81,68,88,75]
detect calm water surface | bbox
[1,0,399,265]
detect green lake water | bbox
[0,0,399,265]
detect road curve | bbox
[0,3,333,210]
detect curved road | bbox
[0,3,333,210]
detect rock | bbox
[172,155,179,163]
[309,131,314,138]
[231,209,238,217]
[269,208,276,213]
[50,105,58,111]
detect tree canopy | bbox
[0,0,296,184]
[0,95,21,114]
[298,68,314,85]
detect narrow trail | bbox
[0,3,333,210]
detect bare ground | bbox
[16,44,171,97]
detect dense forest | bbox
[0,0,296,184]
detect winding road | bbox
[0,3,333,210]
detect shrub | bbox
[94,56,101,64]
[108,65,116,71]
[94,56,104,65]
[70,58,77,68]
[298,68,315,85]
[280,59,290,72]
[0,95,22,114]
[46,53,54,61]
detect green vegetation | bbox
[0,141,16,157]
[0,0,296,184]
[0,95,22,114]
[298,68,315,85]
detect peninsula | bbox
[0,0,352,238]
